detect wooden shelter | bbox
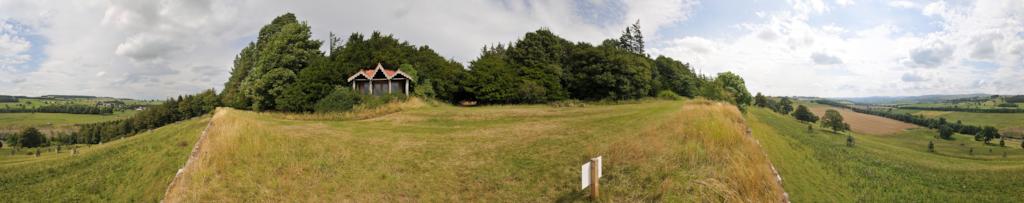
[346,63,414,96]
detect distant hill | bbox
[40,95,99,99]
[835,94,991,104]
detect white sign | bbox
[580,156,603,189]
[581,162,591,189]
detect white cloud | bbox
[0,20,31,71]
[888,1,916,9]
[835,0,855,7]
[811,52,843,65]
[651,0,1024,97]
[0,0,698,99]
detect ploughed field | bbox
[804,102,917,135]
[164,99,784,202]
[749,107,1024,202]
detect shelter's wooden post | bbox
[388,79,393,94]
[590,157,599,199]
[405,80,410,96]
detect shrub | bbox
[657,90,683,100]
[19,127,46,148]
[314,88,364,113]
[939,125,954,140]
[928,141,934,152]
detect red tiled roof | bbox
[362,68,398,78]
[347,63,414,82]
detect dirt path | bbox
[161,108,222,202]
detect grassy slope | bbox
[748,108,1024,202]
[166,100,783,202]
[0,116,208,202]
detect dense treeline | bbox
[753,93,793,114]
[812,99,851,109]
[52,90,219,145]
[851,108,992,139]
[0,95,16,102]
[0,104,114,115]
[221,13,753,113]
[897,106,1024,113]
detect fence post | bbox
[590,157,599,199]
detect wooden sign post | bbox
[581,156,603,199]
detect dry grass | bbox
[164,99,782,202]
[806,103,917,135]
[265,97,429,121]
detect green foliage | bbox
[821,109,849,133]
[276,82,332,112]
[928,141,935,152]
[779,98,794,114]
[657,90,683,100]
[563,40,652,100]
[715,72,753,111]
[976,126,1000,143]
[61,90,219,144]
[221,43,257,109]
[314,88,364,113]
[652,56,699,97]
[18,127,45,148]
[504,29,572,102]
[618,20,644,55]
[235,13,323,111]
[466,46,523,103]
[939,125,954,139]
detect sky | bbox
[0,0,1022,99]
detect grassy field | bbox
[748,107,1024,202]
[0,111,136,135]
[804,102,917,135]
[165,99,783,202]
[891,108,1024,138]
[1,97,160,109]
[0,115,208,202]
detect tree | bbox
[221,43,257,109]
[504,29,573,102]
[19,127,45,148]
[563,40,653,100]
[928,141,935,152]
[778,97,794,115]
[846,135,855,147]
[652,56,699,97]
[618,20,644,55]
[754,92,767,107]
[714,72,752,111]
[976,126,1000,144]
[820,109,849,133]
[939,125,954,139]
[793,105,819,123]
[236,13,323,111]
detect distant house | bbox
[346,63,414,96]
